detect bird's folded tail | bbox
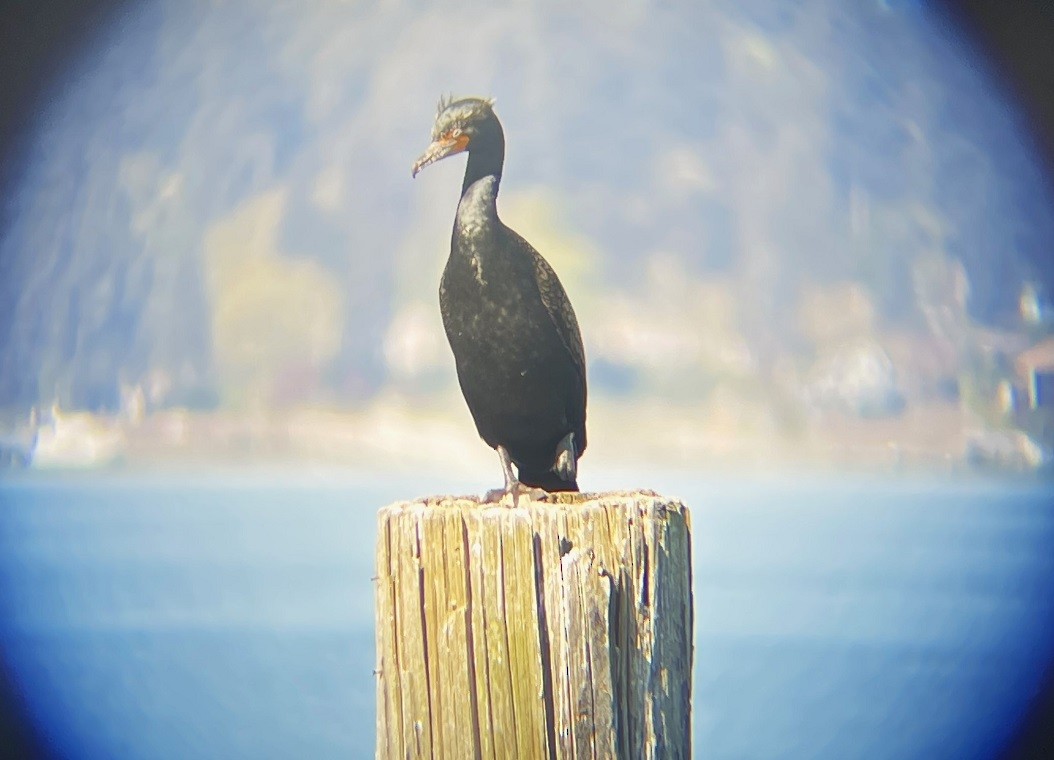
[516,467,579,493]
[517,432,579,492]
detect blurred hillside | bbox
[0,0,1053,471]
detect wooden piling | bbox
[374,490,693,759]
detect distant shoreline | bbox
[5,397,1049,479]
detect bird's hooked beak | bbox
[412,133,470,177]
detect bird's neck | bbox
[453,123,505,254]
[455,175,500,241]
[460,129,504,197]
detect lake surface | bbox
[0,471,1052,758]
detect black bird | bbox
[412,96,587,499]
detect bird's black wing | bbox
[506,228,588,450]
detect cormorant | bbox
[412,96,587,499]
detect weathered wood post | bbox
[375,490,693,759]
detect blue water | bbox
[0,472,1052,758]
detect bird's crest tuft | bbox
[436,93,454,118]
[435,94,495,118]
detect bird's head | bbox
[412,95,501,177]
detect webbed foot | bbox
[554,432,577,482]
[484,445,549,506]
[482,482,548,506]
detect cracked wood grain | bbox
[374,491,693,760]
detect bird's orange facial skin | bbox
[412,132,471,177]
[449,132,471,154]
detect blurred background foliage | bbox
[0,0,1052,471]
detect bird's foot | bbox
[486,444,549,506]
[482,481,549,507]
[554,432,577,482]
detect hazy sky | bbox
[1,0,1051,411]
